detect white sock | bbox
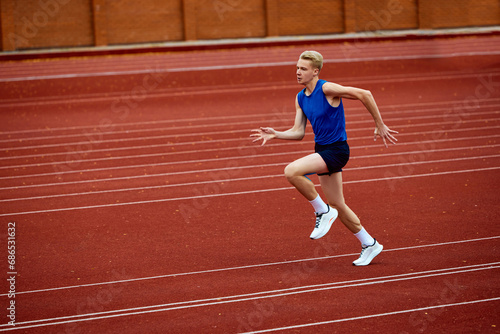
[309,194,329,214]
[354,227,375,247]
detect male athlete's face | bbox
[296,58,319,85]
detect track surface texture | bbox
[1,35,499,333]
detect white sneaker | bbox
[353,240,383,266]
[309,206,338,240]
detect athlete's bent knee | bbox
[284,163,299,180]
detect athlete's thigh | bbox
[318,172,345,206]
[287,153,329,175]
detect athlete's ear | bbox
[313,68,320,77]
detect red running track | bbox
[0,35,499,333]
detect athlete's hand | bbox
[374,124,398,147]
[251,127,277,146]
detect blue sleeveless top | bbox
[297,79,347,145]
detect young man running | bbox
[251,51,398,266]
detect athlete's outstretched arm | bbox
[251,96,307,146]
[322,82,398,147]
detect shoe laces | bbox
[314,212,322,228]
[359,246,368,256]
[360,240,376,256]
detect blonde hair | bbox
[300,51,323,71]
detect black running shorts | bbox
[315,140,350,176]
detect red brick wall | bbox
[274,0,344,36]
[2,0,93,51]
[193,0,267,40]
[105,0,184,45]
[352,0,419,32]
[1,0,499,51]
[419,0,500,29]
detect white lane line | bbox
[1,96,498,136]
[1,50,499,82]
[242,297,500,333]
[1,138,498,190]
[1,102,498,145]
[2,146,498,201]
[4,236,498,297]
[1,69,499,109]
[1,125,499,164]
[2,153,499,201]
[0,166,498,217]
[0,264,498,332]
[2,132,499,189]
[3,142,499,198]
[2,110,498,152]
[3,127,499,181]
[1,126,498,172]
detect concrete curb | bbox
[1,26,499,62]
